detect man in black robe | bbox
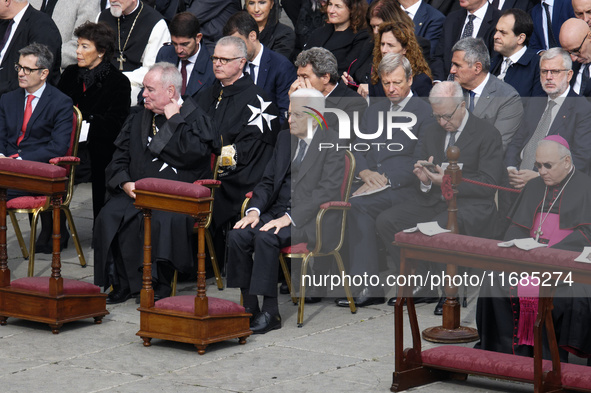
[476,135,591,365]
[194,36,279,266]
[98,0,170,105]
[93,62,219,304]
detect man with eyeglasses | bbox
[477,135,591,365]
[195,35,280,271]
[0,43,72,247]
[376,81,505,315]
[505,47,591,190]
[560,17,591,97]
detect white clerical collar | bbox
[507,45,527,64]
[472,72,490,97]
[123,1,140,17]
[401,1,421,19]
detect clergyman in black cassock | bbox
[476,136,591,364]
[93,63,219,304]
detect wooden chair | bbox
[242,150,358,327]
[171,155,223,295]
[134,178,251,354]
[0,159,108,334]
[7,106,86,277]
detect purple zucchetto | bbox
[543,135,570,151]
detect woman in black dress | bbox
[245,0,295,59]
[58,22,131,219]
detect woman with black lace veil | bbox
[58,21,131,219]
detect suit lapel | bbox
[477,6,494,38]
[141,108,152,149]
[26,85,51,134]
[256,48,270,89]
[473,76,497,115]
[294,131,321,184]
[188,45,209,93]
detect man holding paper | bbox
[335,53,434,308]
[476,135,591,364]
[375,81,505,313]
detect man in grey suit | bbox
[450,37,523,150]
[29,0,100,68]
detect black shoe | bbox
[387,297,397,306]
[304,296,322,303]
[35,231,70,254]
[106,287,131,304]
[433,296,445,315]
[336,287,385,308]
[250,311,281,334]
[279,282,289,294]
[244,307,260,324]
[412,285,440,304]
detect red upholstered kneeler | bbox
[133,178,251,354]
[0,159,107,334]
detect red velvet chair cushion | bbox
[7,196,47,209]
[422,346,591,390]
[10,277,101,295]
[49,156,80,165]
[0,159,67,178]
[154,295,245,316]
[393,232,588,273]
[135,178,210,199]
[194,179,220,186]
[281,242,310,254]
[319,201,350,209]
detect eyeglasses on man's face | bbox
[210,56,243,65]
[567,33,588,56]
[432,103,460,123]
[534,155,567,170]
[540,69,569,78]
[14,63,44,75]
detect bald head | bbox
[560,18,591,64]
[573,0,591,27]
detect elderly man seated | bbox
[477,135,591,366]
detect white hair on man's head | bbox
[429,81,464,107]
[538,139,572,159]
[290,88,326,114]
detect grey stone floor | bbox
[0,183,541,392]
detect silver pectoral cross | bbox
[534,228,543,242]
[117,53,126,70]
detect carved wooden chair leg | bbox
[27,209,42,277]
[205,229,223,290]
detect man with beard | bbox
[93,62,219,304]
[98,0,170,105]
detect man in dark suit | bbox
[505,47,591,188]
[0,0,61,96]
[0,43,72,250]
[292,47,367,136]
[400,0,446,57]
[450,37,523,150]
[222,11,295,123]
[186,0,241,52]
[529,0,574,52]
[334,53,435,308]
[376,81,505,313]
[431,0,502,80]
[425,0,461,16]
[226,88,344,334]
[560,18,591,97]
[156,12,215,97]
[491,9,545,97]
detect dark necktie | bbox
[468,90,476,112]
[249,63,256,83]
[41,0,58,16]
[521,100,557,170]
[543,2,558,48]
[292,139,308,172]
[0,19,14,53]
[581,64,590,95]
[446,131,457,153]
[180,59,189,95]
[490,0,500,10]
[18,95,35,146]
[461,14,476,39]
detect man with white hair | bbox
[93,62,219,304]
[98,0,170,105]
[195,36,280,268]
[226,88,343,334]
[477,135,591,365]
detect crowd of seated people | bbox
[1,0,591,367]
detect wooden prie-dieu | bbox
[0,159,108,333]
[133,178,251,354]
